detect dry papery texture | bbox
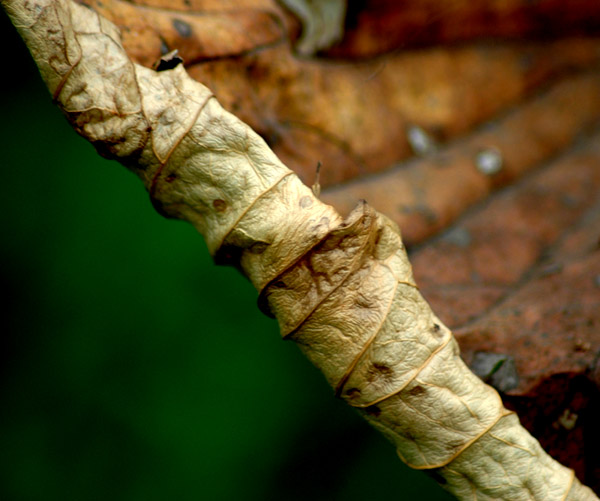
[69,0,600,244]
[2,0,598,499]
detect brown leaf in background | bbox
[323,0,600,57]
[79,0,600,193]
[410,133,600,489]
[74,0,600,491]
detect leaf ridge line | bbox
[408,409,513,470]
[349,330,453,408]
[51,2,82,102]
[561,469,576,501]
[334,268,401,397]
[216,170,295,256]
[283,217,383,340]
[149,93,214,199]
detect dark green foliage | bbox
[0,13,450,501]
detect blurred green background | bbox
[0,10,451,501]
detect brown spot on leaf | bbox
[345,387,361,398]
[372,362,391,374]
[366,362,393,384]
[213,199,227,212]
[408,385,426,397]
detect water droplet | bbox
[407,125,437,156]
[476,148,503,175]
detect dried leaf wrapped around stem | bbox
[2,0,597,498]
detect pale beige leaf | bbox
[2,0,597,498]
